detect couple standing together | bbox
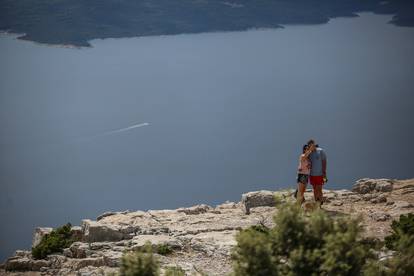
[296,139,327,206]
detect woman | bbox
[296,144,313,204]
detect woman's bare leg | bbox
[297,182,306,204]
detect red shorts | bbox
[310,175,324,186]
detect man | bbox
[307,139,327,206]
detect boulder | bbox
[375,181,394,192]
[32,227,53,247]
[81,219,134,242]
[69,242,91,258]
[369,212,391,222]
[352,178,394,194]
[393,201,414,209]
[96,210,130,221]
[68,257,105,270]
[14,250,31,258]
[241,190,275,214]
[177,204,212,215]
[102,251,123,267]
[31,259,51,271]
[371,195,387,204]
[4,257,31,271]
[96,211,118,221]
[4,257,50,271]
[363,194,376,201]
[331,201,344,206]
[216,201,238,209]
[46,254,67,269]
[131,234,182,251]
[89,242,114,251]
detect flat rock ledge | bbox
[1,178,414,276]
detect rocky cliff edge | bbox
[1,178,413,276]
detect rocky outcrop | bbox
[352,178,394,194]
[241,190,277,214]
[81,219,138,243]
[1,178,413,276]
[177,204,212,215]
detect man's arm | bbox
[321,150,327,177]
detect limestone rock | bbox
[375,181,394,192]
[4,257,50,272]
[46,254,67,269]
[331,201,344,206]
[363,194,376,201]
[89,242,114,251]
[14,250,31,258]
[393,201,413,209]
[70,242,91,258]
[352,178,394,194]
[32,227,53,248]
[96,210,129,221]
[102,251,123,267]
[241,190,275,214]
[369,212,391,222]
[131,234,182,250]
[371,195,387,204]
[177,204,212,215]
[2,178,413,276]
[68,257,105,270]
[216,201,238,209]
[81,220,134,243]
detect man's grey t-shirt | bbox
[309,147,327,176]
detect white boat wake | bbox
[75,122,150,143]
[101,122,150,136]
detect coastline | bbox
[0,12,405,49]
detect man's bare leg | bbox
[312,185,318,202]
[315,185,323,207]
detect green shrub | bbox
[231,202,374,276]
[32,223,74,259]
[386,233,414,276]
[120,242,159,276]
[164,266,185,276]
[155,244,173,256]
[365,214,414,276]
[232,226,277,276]
[385,213,414,250]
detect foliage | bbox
[231,202,374,276]
[385,233,414,276]
[384,213,414,250]
[364,214,414,276]
[31,223,74,259]
[154,244,173,256]
[164,266,185,276]
[120,242,159,276]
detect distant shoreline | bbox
[0,12,408,49]
[1,0,413,48]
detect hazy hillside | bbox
[0,0,413,46]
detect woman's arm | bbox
[301,148,312,160]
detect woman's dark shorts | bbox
[297,173,309,185]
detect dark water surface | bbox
[1,13,413,261]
